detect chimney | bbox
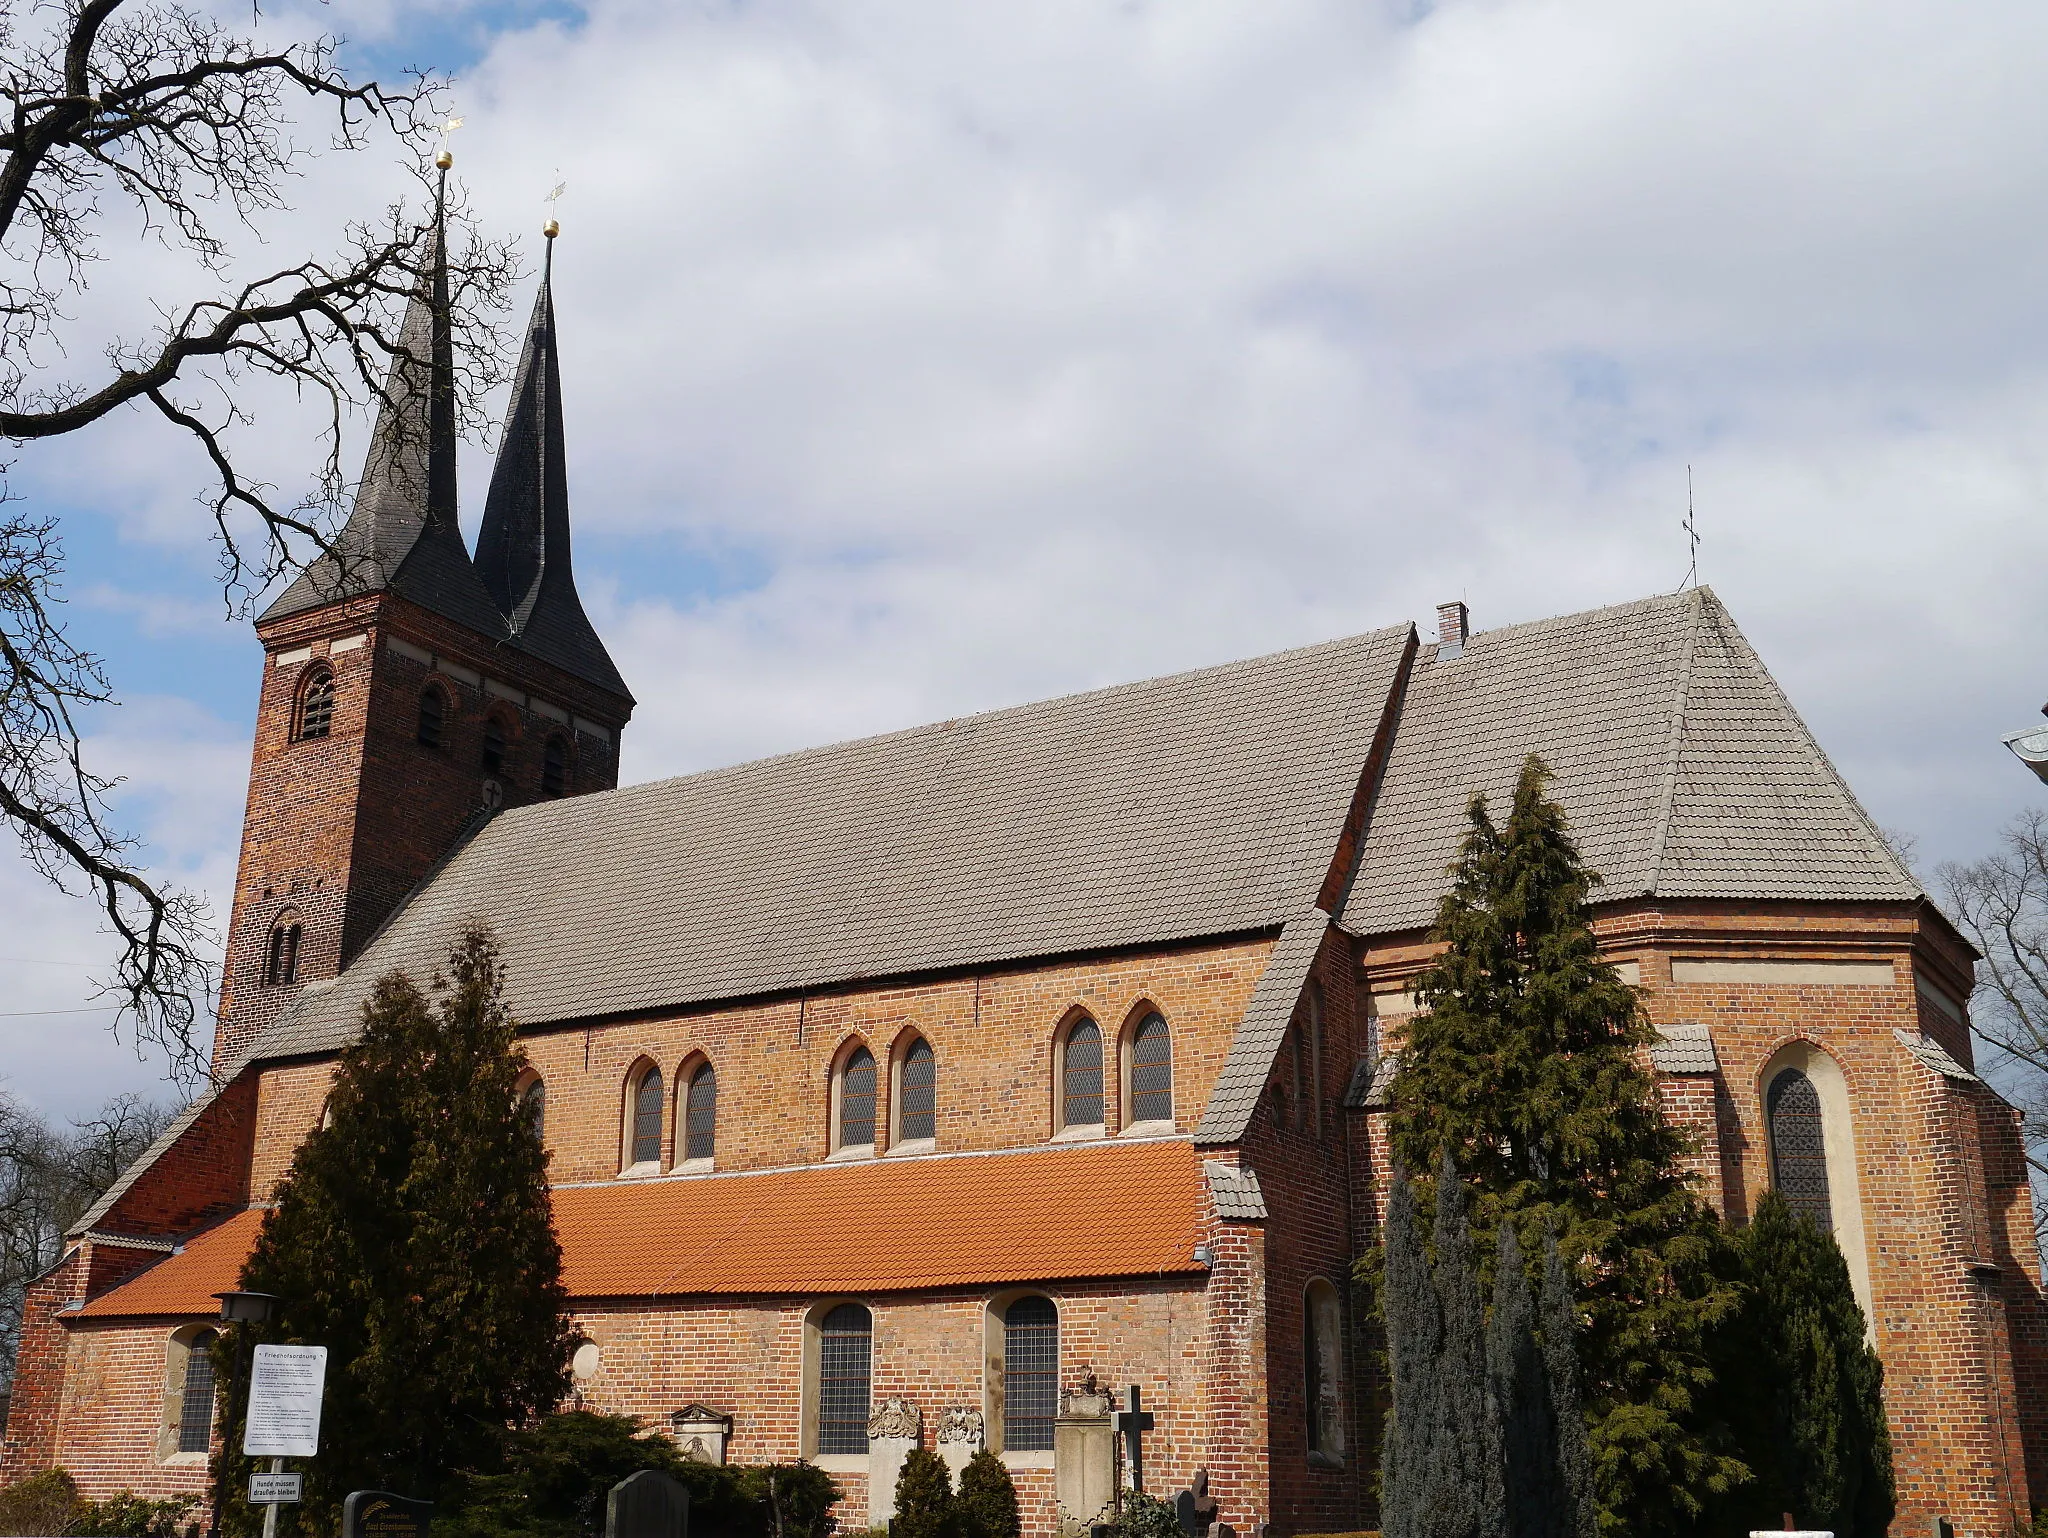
[1436,600,1469,658]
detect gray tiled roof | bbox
[1338,588,1918,936]
[1650,1023,1719,1075]
[1193,910,1329,1145]
[1892,1028,1981,1084]
[250,628,1412,1062]
[1204,1161,1268,1221]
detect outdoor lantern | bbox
[2004,719,2048,785]
[214,1290,279,1324]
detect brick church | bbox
[2,219,2044,1538]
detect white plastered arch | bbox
[1759,1039,1875,1328]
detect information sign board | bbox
[250,1473,303,1505]
[244,1344,328,1457]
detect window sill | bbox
[886,1137,936,1157]
[1000,1451,1054,1471]
[620,1160,662,1179]
[1120,1119,1176,1138]
[1307,1451,1346,1471]
[673,1157,714,1176]
[810,1453,868,1474]
[159,1452,208,1468]
[826,1144,875,1163]
[1051,1123,1105,1143]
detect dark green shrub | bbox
[0,1469,82,1536]
[68,1492,198,1537]
[730,1463,838,1538]
[891,1449,953,1538]
[955,1450,1019,1538]
[1107,1491,1181,1538]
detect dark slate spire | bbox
[261,174,505,636]
[474,234,632,700]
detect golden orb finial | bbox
[543,218,559,239]
[435,148,453,171]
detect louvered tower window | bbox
[817,1304,872,1455]
[417,686,446,748]
[899,1039,936,1142]
[481,716,508,776]
[1063,1019,1103,1128]
[297,669,335,741]
[542,735,569,797]
[1129,1014,1172,1124]
[266,920,301,987]
[839,1048,877,1149]
[1768,1068,1833,1231]
[630,1066,663,1165]
[685,1064,717,1161]
[176,1330,219,1454]
[1003,1296,1059,1452]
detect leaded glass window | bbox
[1130,1014,1172,1124]
[1003,1296,1059,1451]
[631,1067,663,1165]
[297,669,335,741]
[522,1078,545,1139]
[840,1048,876,1148]
[686,1064,717,1161]
[1063,1019,1103,1128]
[1768,1069,1832,1230]
[1303,1281,1344,1463]
[899,1039,935,1142]
[176,1331,218,1454]
[817,1303,872,1454]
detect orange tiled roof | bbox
[75,1140,1205,1320]
[76,1208,267,1319]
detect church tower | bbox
[214,212,633,1068]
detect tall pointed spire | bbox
[475,227,631,700]
[261,164,503,635]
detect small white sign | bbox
[249,1473,302,1505]
[243,1345,327,1457]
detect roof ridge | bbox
[1446,587,1705,655]
[1698,589,1921,895]
[489,622,1414,829]
[1644,587,1708,895]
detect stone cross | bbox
[607,1468,690,1538]
[1112,1385,1155,1493]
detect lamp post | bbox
[2002,709,2048,785]
[207,1290,278,1538]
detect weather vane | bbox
[435,115,464,171]
[543,177,567,240]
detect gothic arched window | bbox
[542,735,569,798]
[897,1038,936,1143]
[1128,1013,1172,1125]
[296,668,335,741]
[265,916,302,987]
[684,1062,717,1163]
[627,1063,663,1168]
[521,1077,545,1140]
[175,1328,219,1454]
[417,685,447,749]
[1060,1018,1104,1131]
[1003,1295,1059,1452]
[1768,1068,1833,1230]
[837,1046,877,1151]
[817,1303,873,1455]
[1303,1279,1345,1465]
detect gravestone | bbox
[1055,1376,1116,1538]
[1172,1470,1234,1538]
[608,1468,690,1538]
[866,1397,922,1523]
[671,1403,733,1465]
[341,1491,432,1538]
[936,1405,985,1482]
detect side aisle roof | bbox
[248,625,1416,1063]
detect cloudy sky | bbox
[5,0,2047,1123]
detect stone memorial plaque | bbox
[607,1468,690,1538]
[670,1403,732,1466]
[936,1406,984,1481]
[341,1490,432,1538]
[866,1397,922,1523]
[244,1344,327,1458]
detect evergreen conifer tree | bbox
[1489,1223,1556,1538]
[893,1448,957,1538]
[1378,1171,1438,1538]
[218,929,574,1531]
[1721,1192,1893,1536]
[956,1448,1021,1538]
[1538,1232,1594,1538]
[1435,1155,1508,1538]
[1388,755,1743,1534]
